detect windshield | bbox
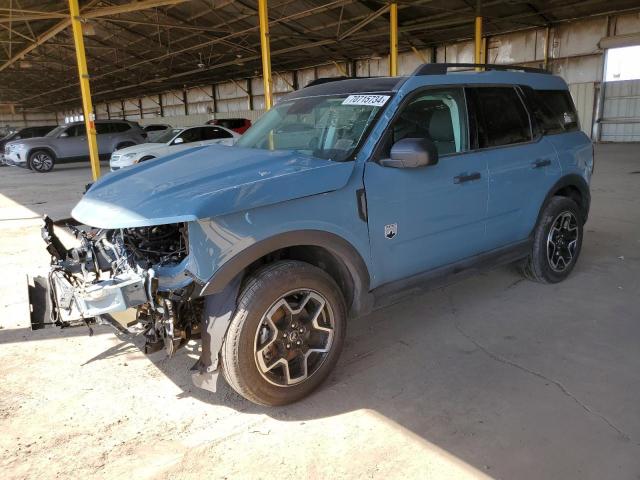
[156,127,183,144]
[46,125,66,137]
[236,93,390,161]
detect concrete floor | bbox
[0,145,639,479]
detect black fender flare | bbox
[198,230,373,317]
[537,174,591,226]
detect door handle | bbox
[532,159,551,169]
[453,172,481,184]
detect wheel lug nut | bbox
[296,341,301,345]
[286,343,291,349]
[299,328,303,333]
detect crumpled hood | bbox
[72,145,355,228]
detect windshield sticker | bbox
[342,94,390,107]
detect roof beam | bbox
[0,0,100,73]
[0,0,191,23]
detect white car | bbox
[110,125,239,171]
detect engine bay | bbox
[40,216,201,355]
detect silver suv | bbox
[4,120,147,172]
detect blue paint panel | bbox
[185,162,371,285]
[364,153,489,287]
[484,137,562,246]
[72,145,355,228]
[545,131,593,180]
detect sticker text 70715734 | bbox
[342,95,390,107]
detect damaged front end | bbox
[38,216,202,356]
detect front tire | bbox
[521,196,583,283]
[222,260,347,406]
[28,150,55,172]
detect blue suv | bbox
[38,63,592,406]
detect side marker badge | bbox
[384,223,397,240]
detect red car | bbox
[206,118,251,134]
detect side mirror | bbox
[381,137,438,169]
[59,132,69,138]
[173,137,184,145]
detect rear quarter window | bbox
[531,90,580,134]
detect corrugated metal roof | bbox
[1,0,639,110]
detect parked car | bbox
[4,120,147,172]
[0,125,57,164]
[109,125,239,171]
[206,117,251,134]
[36,64,592,406]
[143,123,172,142]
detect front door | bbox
[364,87,489,287]
[56,124,87,158]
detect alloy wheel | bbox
[254,289,334,387]
[31,152,53,171]
[546,211,579,272]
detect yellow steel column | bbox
[543,26,550,70]
[474,0,483,70]
[389,2,398,76]
[68,0,100,180]
[258,0,273,110]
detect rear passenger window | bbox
[389,87,468,156]
[469,87,532,148]
[531,90,579,134]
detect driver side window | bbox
[66,125,86,137]
[175,127,202,144]
[386,88,468,157]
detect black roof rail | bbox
[304,76,350,88]
[413,63,550,76]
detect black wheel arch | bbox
[538,174,591,226]
[198,230,372,318]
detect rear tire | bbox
[521,196,583,283]
[28,149,55,172]
[222,260,347,406]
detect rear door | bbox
[364,87,489,285]
[467,86,561,248]
[95,122,115,154]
